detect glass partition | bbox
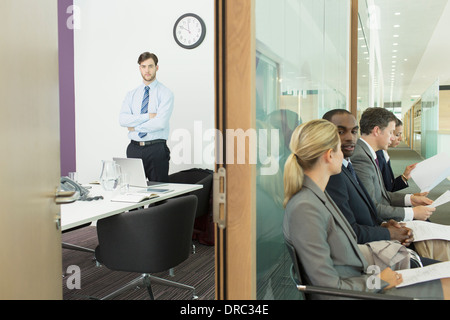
[357,0,384,114]
[255,0,350,299]
[421,79,439,158]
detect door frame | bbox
[215,0,256,300]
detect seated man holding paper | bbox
[350,108,435,222]
[351,108,450,261]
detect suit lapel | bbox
[324,191,368,265]
[387,159,395,185]
[342,166,376,211]
[357,140,391,202]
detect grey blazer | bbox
[283,175,443,299]
[283,175,384,297]
[350,139,406,221]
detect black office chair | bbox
[169,168,213,252]
[94,195,198,300]
[169,168,213,219]
[285,241,411,300]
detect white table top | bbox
[60,183,202,231]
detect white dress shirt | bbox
[119,79,174,141]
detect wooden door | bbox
[0,0,62,299]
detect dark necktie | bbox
[347,162,358,183]
[139,86,149,138]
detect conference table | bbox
[60,183,203,231]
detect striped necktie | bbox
[138,86,149,138]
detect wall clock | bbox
[173,13,206,49]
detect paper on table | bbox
[428,190,450,208]
[410,153,450,193]
[404,220,450,241]
[111,192,159,203]
[396,261,450,288]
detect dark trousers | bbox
[127,140,170,182]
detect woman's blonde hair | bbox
[283,119,340,207]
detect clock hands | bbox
[180,25,191,33]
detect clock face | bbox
[174,13,206,49]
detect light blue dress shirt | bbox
[119,79,174,141]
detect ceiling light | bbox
[392,56,397,58]
[404,58,408,61]
[393,49,398,53]
[393,43,399,46]
[395,12,401,16]
[393,35,399,38]
[394,24,400,28]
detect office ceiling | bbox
[363,0,450,111]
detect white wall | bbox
[73,0,214,182]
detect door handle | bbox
[55,189,80,204]
[213,167,226,229]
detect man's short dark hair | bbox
[359,107,397,135]
[396,118,403,127]
[322,109,352,121]
[138,52,159,65]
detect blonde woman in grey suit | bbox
[283,119,450,299]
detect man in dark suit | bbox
[376,118,416,192]
[323,109,412,245]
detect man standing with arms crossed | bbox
[120,52,174,182]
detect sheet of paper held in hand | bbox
[428,190,450,208]
[404,220,450,242]
[410,153,450,193]
[396,261,450,288]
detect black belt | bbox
[131,139,166,147]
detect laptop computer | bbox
[113,157,149,187]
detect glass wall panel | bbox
[421,79,439,158]
[255,0,350,299]
[357,0,384,114]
